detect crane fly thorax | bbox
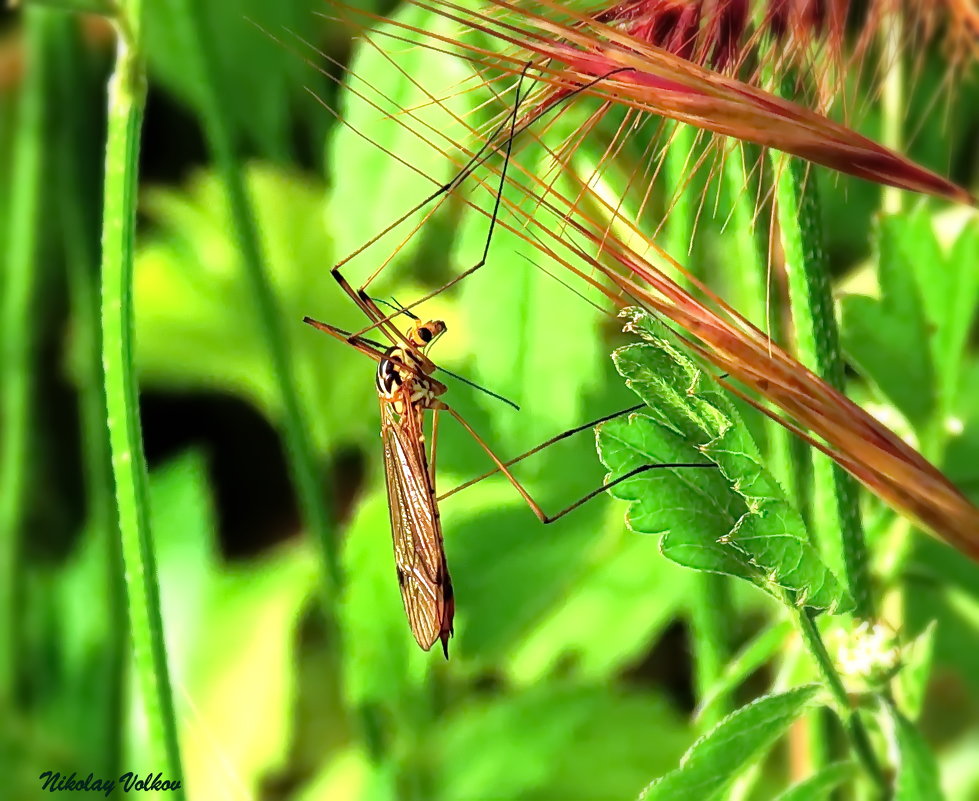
[376,345,444,415]
[376,318,448,414]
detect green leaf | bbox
[180,544,317,800]
[598,312,853,613]
[639,685,821,801]
[434,685,690,801]
[136,451,318,797]
[144,0,323,160]
[504,504,693,684]
[327,2,480,268]
[456,160,605,453]
[771,762,856,801]
[885,703,945,801]
[116,165,377,450]
[696,619,793,723]
[841,210,979,430]
[442,477,609,662]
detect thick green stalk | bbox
[771,153,873,621]
[161,0,339,600]
[0,6,54,705]
[100,4,184,790]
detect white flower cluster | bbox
[835,622,901,683]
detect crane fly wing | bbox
[381,398,454,655]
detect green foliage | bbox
[772,762,856,801]
[696,619,793,723]
[6,2,979,801]
[841,209,979,440]
[327,1,480,267]
[144,0,326,161]
[121,164,376,449]
[597,311,852,613]
[436,685,690,801]
[640,685,821,801]
[886,702,947,801]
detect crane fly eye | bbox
[419,327,433,343]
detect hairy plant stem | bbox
[771,153,873,621]
[792,606,886,794]
[100,3,184,790]
[0,5,54,708]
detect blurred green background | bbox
[2,2,979,800]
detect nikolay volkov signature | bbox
[39,771,181,796]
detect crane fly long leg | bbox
[444,408,718,524]
[439,403,646,501]
[343,66,636,342]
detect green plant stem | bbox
[53,17,125,776]
[690,574,731,727]
[793,607,886,793]
[162,0,339,602]
[665,121,699,271]
[771,153,873,621]
[100,5,184,791]
[0,5,53,706]
[723,143,802,508]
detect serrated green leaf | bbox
[639,685,821,801]
[885,703,945,801]
[771,762,855,801]
[696,619,793,723]
[598,314,852,613]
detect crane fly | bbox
[310,315,455,654]
[306,64,716,656]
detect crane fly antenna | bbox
[369,295,420,320]
[436,367,520,411]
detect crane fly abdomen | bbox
[381,386,454,656]
[376,321,454,656]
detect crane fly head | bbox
[409,319,446,352]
